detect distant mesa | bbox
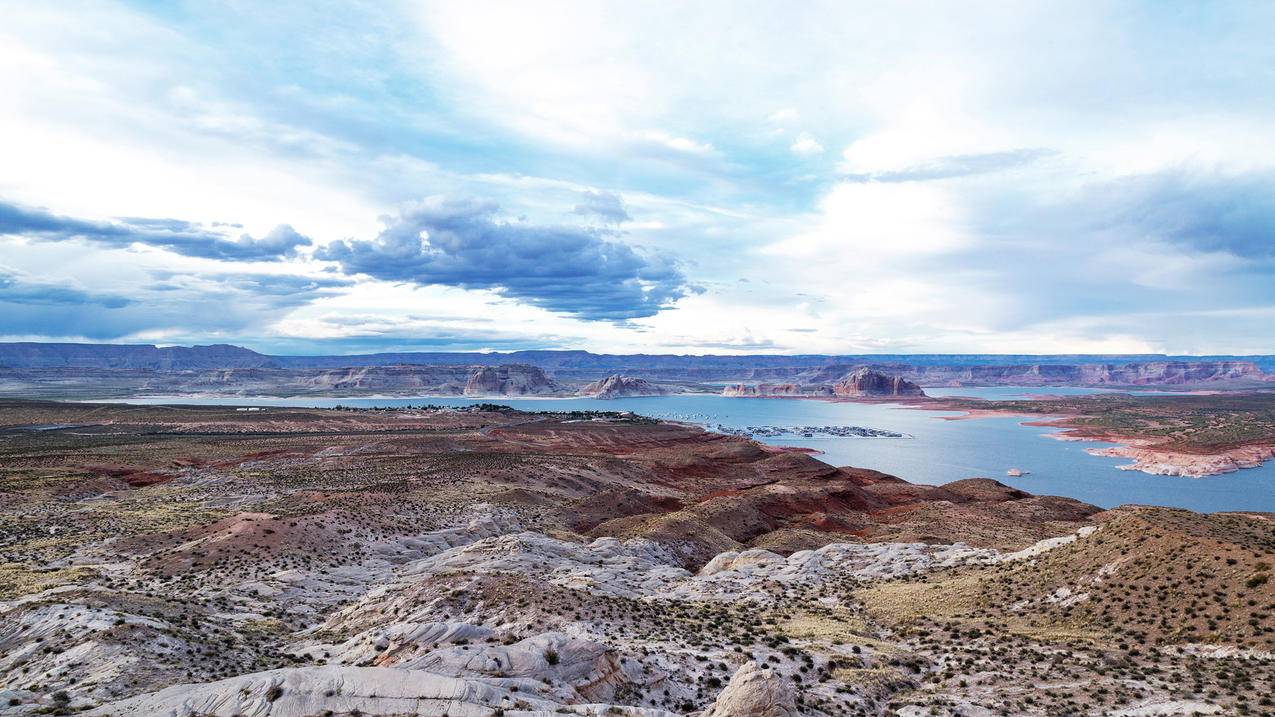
[462,365,557,396]
[577,374,670,399]
[270,364,559,397]
[0,341,274,370]
[721,382,815,398]
[722,367,926,399]
[0,343,1271,402]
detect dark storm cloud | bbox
[0,200,312,261]
[317,197,697,321]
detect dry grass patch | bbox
[0,562,95,598]
[780,609,872,642]
[855,572,985,623]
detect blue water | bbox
[108,390,1275,513]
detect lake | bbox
[107,389,1275,513]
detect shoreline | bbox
[74,390,1275,479]
[918,398,1275,478]
[1045,430,1275,478]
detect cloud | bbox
[0,270,132,309]
[1072,170,1275,259]
[764,182,969,259]
[0,266,355,343]
[842,148,1054,183]
[0,200,312,261]
[4,2,1275,353]
[317,197,697,321]
[148,271,354,309]
[768,108,800,124]
[790,133,824,156]
[572,190,630,224]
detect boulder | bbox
[703,662,799,717]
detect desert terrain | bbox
[1,400,1271,716]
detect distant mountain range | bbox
[2,341,1273,373]
[0,342,1271,398]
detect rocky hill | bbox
[577,374,671,399]
[858,504,1275,650]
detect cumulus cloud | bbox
[790,133,824,156]
[316,197,697,321]
[572,190,630,224]
[0,200,312,261]
[765,182,969,260]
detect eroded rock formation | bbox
[578,375,670,399]
[462,365,558,396]
[832,367,926,397]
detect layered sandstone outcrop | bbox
[462,365,558,396]
[721,382,831,397]
[181,364,562,396]
[1081,441,1275,477]
[832,367,926,397]
[721,368,924,399]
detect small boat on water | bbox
[1007,468,1028,477]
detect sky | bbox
[1,1,1274,356]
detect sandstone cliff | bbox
[0,364,564,398]
[721,382,833,397]
[832,367,926,397]
[462,364,558,396]
[721,368,924,399]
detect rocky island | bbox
[576,374,672,399]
